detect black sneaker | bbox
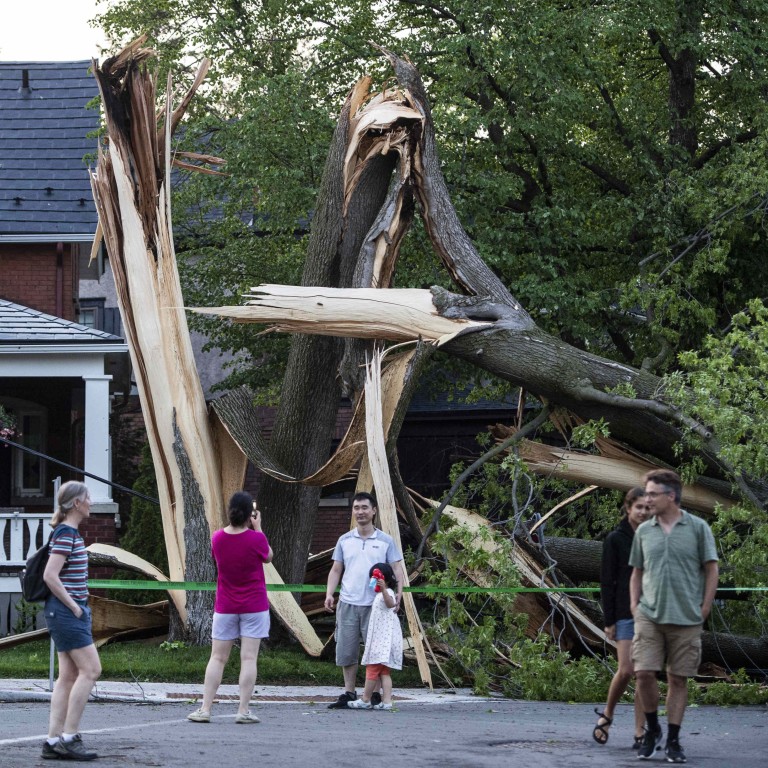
[637,726,663,759]
[371,691,382,707]
[665,740,687,763]
[52,735,98,761]
[41,741,61,760]
[328,691,357,709]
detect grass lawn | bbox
[0,638,429,687]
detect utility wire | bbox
[0,435,160,505]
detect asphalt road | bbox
[1,700,765,767]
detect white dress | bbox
[361,588,403,670]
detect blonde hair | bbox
[51,481,90,527]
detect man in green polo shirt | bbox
[629,469,718,764]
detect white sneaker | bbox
[235,711,261,724]
[347,699,372,709]
[187,709,211,723]
[372,702,393,710]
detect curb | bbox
[0,680,484,706]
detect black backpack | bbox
[20,531,54,602]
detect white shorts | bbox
[212,610,270,641]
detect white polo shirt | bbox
[332,527,401,606]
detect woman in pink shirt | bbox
[188,491,273,724]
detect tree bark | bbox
[200,49,768,507]
[542,537,603,584]
[257,87,399,585]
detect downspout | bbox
[55,241,63,317]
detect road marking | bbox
[0,715,234,746]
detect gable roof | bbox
[0,299,122,344]
[0,61,99,240]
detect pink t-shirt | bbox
[211,528,271,614]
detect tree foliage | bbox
[96,0,768,396]
[92,0,768,667]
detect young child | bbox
[348,562,403,710]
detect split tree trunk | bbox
[197,48,765,508]
[257,86,400,585]
[90,41,222,642]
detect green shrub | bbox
[12,598,42,635]
[691,669,768,706]
[503,637,608,702]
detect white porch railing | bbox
[0,511,49,636]
[0,510,50,568]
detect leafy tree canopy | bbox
[95,0,768,398]
[93,1,768,679]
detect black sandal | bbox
[632,734,644,750]
[592,708,612,745]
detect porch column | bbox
[83,374,112,503]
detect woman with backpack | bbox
[42,480,101,761]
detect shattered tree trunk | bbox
[257,79,401,585]
[90,43,221,642]
[193,49,767,661]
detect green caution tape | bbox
[86,579,765,594]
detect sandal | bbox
[632,734,644,750]
[592,708,612,745]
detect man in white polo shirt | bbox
[324,492,405,709]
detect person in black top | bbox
[592,487,648,748]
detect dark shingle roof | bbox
[0,61,99,237]
[0,299,122,343]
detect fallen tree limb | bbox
[364,350,433,686]
[195,284,489,344]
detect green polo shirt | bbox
[629,510,718,625]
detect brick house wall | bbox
[0,242,79,320]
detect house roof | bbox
[0,299,122,343]
[0,61,99,239]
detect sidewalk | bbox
[0,678,483,705]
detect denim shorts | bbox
[212,610,270,641]
[44,596,93,652]
[614,618,635,641]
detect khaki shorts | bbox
[632,611,703,677]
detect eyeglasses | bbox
[645,490,671,499]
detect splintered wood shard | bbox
[363,350,433,686]
[194,285,489,344]
[91,47,220,625]
[89,40,323,653]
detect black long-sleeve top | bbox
[600,516,635,627]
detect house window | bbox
[79,307,97,328]
[78,298,105,330]
[13,408,46,496]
